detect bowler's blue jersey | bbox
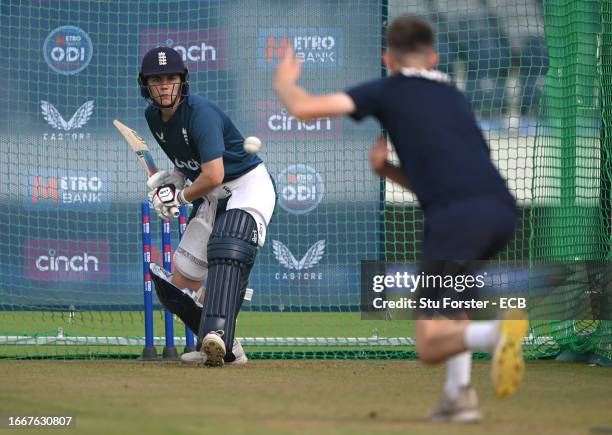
[145,95,261,183]
[346,73,514,212]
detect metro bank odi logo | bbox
[277,164,325,214]
[43,26,93,75]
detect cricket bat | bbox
[113,119,179,218]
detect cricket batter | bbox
[139,46,276,366]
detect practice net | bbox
[0,0,609,361]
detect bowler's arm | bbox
[273,46,355,120]
[378,163,412,191]
[275,87,355,120]
[369,136,412,191]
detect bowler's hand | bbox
[273,46,303,90]
[370,136,389,175]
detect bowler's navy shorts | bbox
[416,195,516,319]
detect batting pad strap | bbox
[209,207,259,246]
[207,238,257,265]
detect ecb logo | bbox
[43,26,93,75]
[277,164,324,214]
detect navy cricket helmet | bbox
[138,47,189,108]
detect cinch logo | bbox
[272,239,325,281]
[174,158,199,171]
[259,28,343,68]
[43,26,93,75]
[257,101,341,140]
[36,250,99,272]
[31,175,103,206]
[268,109,332,132]
[277,164,325,215]
[24,239,109,281]
[167,38,217,62]
[141,30,226,71]
[41,100,94,141]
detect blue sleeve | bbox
[345,78,385,121]
[190,105,225,164]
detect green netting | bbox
[527,0,612,361]
[0,0,609,361]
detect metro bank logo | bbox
[25,172,107,211]
[23,239,109,281]
[258,28,343,68]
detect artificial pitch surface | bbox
[1,360,610,435]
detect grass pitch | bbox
[1,360,610,435]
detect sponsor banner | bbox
[23,239,110,282]
[23,170,109,211]
[140,29,226,71]
[258,28,343,68]
[272,239,326,281]
[256,99,342,142]
[0,202,381,309]
[246,202,382,309]
[276,164,325,215]
[40,99,94,142]
[43,25,93,75]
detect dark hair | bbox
[386,15,435,55]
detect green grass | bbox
[0,360,610,435]
[0,311,414,359]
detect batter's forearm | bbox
[182,175,221,203]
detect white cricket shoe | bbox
[202,331,226,367]
[429,386,482,423]
[181,338,247,366]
